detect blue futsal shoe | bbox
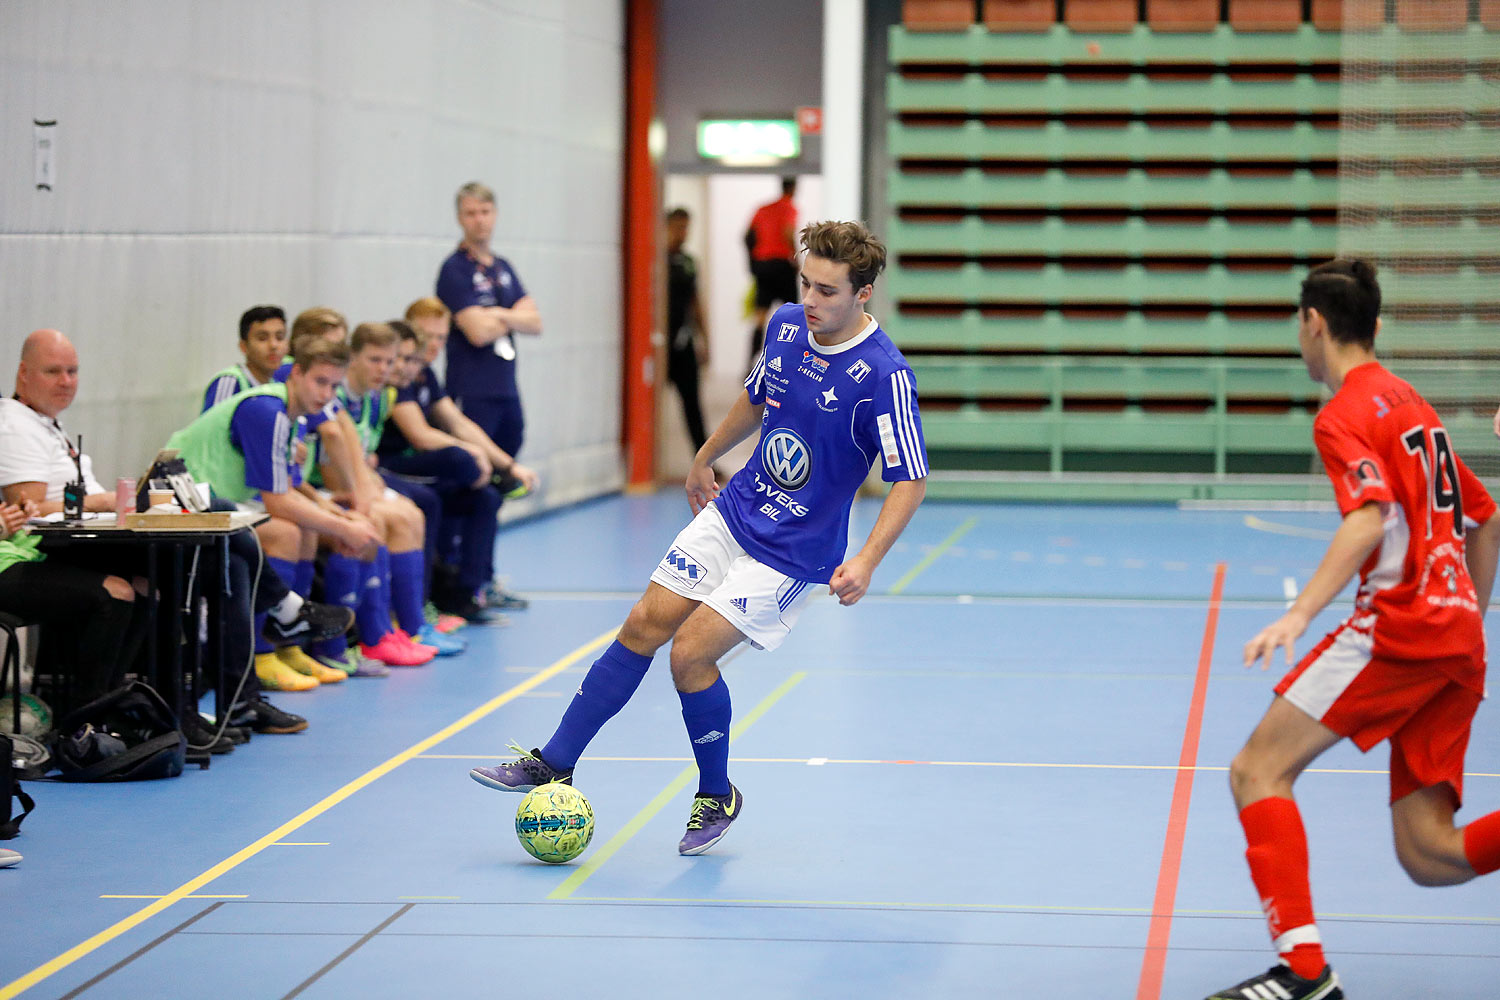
[470,744,573,792]
[678,784,742,856]
[416,623,466,656]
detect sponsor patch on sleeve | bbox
[877,413,901,469]
[1343,457,1385,498]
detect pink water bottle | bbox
[116,477,134,517]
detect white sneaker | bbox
[0,848,21,868]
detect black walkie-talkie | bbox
[62,433,85,521]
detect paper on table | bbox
[28,511,118,524]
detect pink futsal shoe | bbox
[360,632,435,667]
[391,628,440,658]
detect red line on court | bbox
[1135,562,1226,1000]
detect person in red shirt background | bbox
[743,177,799,365]
[1205,259,1500,1000]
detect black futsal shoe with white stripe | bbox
[1205,964,1343,1000]
[262,600,355,647]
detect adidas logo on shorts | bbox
[729,597,748,614]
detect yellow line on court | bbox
[98,895,248,900]
[0,628,618,1000]
[888,517,978,594]
[548,671,807,901]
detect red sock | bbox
[1240,796,1326,980]
[1462,809,1500,876]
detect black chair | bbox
[0,611,31,734]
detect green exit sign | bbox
[697,119,800,164]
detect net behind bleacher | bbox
[1336,0,1500,478]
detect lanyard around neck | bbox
[12,395,77,460]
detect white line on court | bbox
[510,590,1339,610]
[409,754,1500,780]
[1244,514,1337,540]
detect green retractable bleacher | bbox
[886,7,1500,500]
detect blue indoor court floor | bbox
[3,493,1498,999]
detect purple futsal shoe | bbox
[678,784,743,856]
[469,744,573,792]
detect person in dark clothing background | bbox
[666,207,709,455]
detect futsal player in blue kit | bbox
[471,221,928,854]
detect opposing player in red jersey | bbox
[1206,260,1500,1000]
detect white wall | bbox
[0,0,625,510]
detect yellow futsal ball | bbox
[515,782,594,864]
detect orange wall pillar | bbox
[622,0,659,488]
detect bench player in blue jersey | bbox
[202,306,289,411]
[471,221,928,855]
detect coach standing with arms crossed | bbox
[435,182,541,610]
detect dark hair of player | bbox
[238,305,286,342]
[1300,259,1381,348]
[389,319,422,348]
[799,221,887,293]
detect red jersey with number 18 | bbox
[1315,362,1496,670]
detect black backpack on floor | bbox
[1,734,36,838]
[51,682,185,782]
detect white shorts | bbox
[235,497,266,514]
[314,487,399,504]
[649,502,817,652]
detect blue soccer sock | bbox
[265,556,299,599]
[349,552,390,646]
[372,545,394,632]
[679,675,732,797]
[540,640,653,770]
[289,559,317,648]
[389,549,426,635]
[293,559,315,598]
[322,554,362,611]
[318,554,364,655]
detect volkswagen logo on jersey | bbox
[762,429,811,491]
